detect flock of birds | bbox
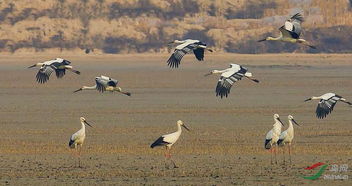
[25,13,351,168]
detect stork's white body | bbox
[69,121,86,149]
[264,114,284,165]
[305,92,352,119]
[206,64,258,98]
[175,39,200,50]
[162,124,182,148]
[279,119,294,146]
[265,119,282,148]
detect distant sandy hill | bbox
[0,0,351,54]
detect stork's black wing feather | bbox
[167,44,197,68]
[95,79,106,93]
[215,67,247,98]
[36,65,54,84]
[150,136,170,148]
[193,48,205,61]
[316,98,338,119]
[55,69,66,78]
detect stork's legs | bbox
[270,148,273,165]
[274,146,277,164]
[288,144,292,164]
[164,147,178,168]
[282,146,285,165]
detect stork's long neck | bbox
[82,85,96,90]
[267,36,281,41]
[274,119,282,129]
[288,119,294,131]
[176,124,182,134]
[311,96,320,100]
[80,122,85,131]
[213,69,227,74]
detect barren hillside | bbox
[0,0,351,54]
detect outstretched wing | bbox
[36,65,55,83]
[316,98,339,119]
[193,47,205,61]
[95,78,108,92]
[167,44,198,68]
[215,67,248,98]
[283,13,304,39]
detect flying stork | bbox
[74,75,131,96]
[69,117,93,167]
[167,39,213,68]
[204,64,259,98]
[150,120,190,168]
[258,13,316,49]
[304,93,352,119]
[278,115,300,164]
[264,114,284,165]
[28,58,80,84]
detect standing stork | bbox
[258,13,316,49]
[204,64,259,98]
[278,115,300,164]
[167,39,213,68]
[304,93,352,119]
[28,58,80,84]
[264,114,284,165]
[69,117,93,167]
[74,75,131,96]
[150,120,190,168]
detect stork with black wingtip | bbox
[150,120,190,168]
[278,115,300,164]
[258,13,316,49]
[74,75,131,96]
[69,117,93,168]
[304,93,352,119]
[166,39,213,68]
[204,64,259,98]
[28,58,80,84]
[265,114,284,165]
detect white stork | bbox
[204,64,259,98]
[28,58,80,84]
[167,39,213,68]
[258,13,316,49]
[278,115,300,164]
[150,120,190,168]
[304,93,352,119]
[74,75,131,96]
[69,117,93,167]
[264,114,284,165]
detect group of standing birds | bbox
[25,12,351,168]
[265,114,299,165]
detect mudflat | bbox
[0,54,351,185]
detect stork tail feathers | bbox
[265,139,272,149]
[150,137,166,148]
[68,139,75,148]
